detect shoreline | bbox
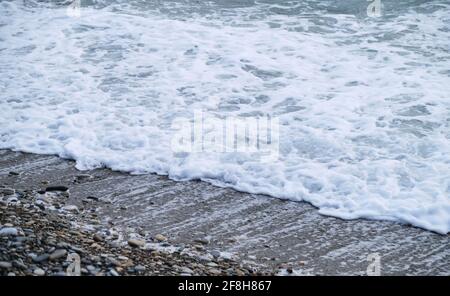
[0,149,449,275]
[0,183,268,276]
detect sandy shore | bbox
[0,149,449,275]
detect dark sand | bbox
[0,149,448,275]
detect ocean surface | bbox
[0,0,449,233]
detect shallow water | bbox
[0,0,449,233]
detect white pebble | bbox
[0,227,18,236]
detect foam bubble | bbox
[1,1,449,233]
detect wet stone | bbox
[45,186,69,192]
[0,188,15,196]
[34,268,45,276]
[0,261,12,269]
[154,234,167,242]
[32,254,49,263]
[49,249,67,260]
[127,239,145,248]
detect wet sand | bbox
[0,149,448,275]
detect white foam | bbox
[0,1,449,233]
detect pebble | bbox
[15,236,29,243]
[49,249,67,260]
[62,205,79,213]
[69,245,84,253]
[0,227,18,236]
[180,267,193,274]
[134,265,146,272]
[32,254,50,263]
[0,186,272,277]
[57,242,69,248]
[194,238,210,245]
[45,186,69,192]
[91,255,101,262]
[194,244,205,251]
[208,268,222,275]
[76,174,92,180]
[34,268,45,276]
[13,260,27,269]
[90,243,101,249]
[127,239,145,248]
[93,233,104,242]
[207,262,218,267]
[107,257,121,267]
[86,265,96,272]
[108,241,120,248]
[154,234,167,242]
[0,261,12,269]
[210,251,221,258]
[0,188,15,195]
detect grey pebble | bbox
[32,254,50,263]
[34,268,45,276]
[49,249,67,260]
[0,261,12,269]
[0,188,15,195]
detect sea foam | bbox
[0,1,449,233]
